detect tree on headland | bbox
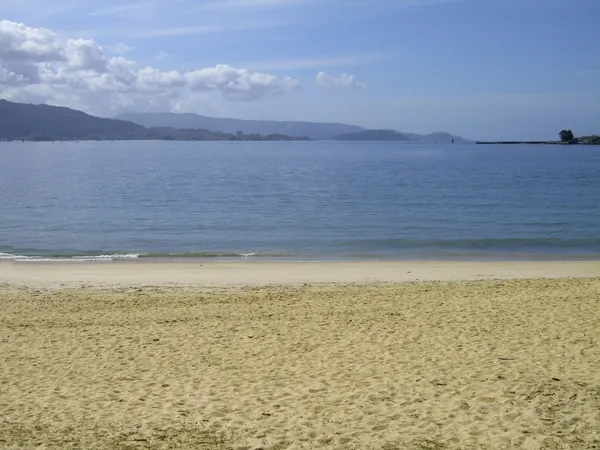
[559,129,574,142]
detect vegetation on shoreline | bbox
[476,129,600,145]
[577,134,600,144]
[558,129,599,145]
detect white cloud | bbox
[107,57,138,85]
[186,64,300,101]
[0,20,65,62]
[0,20,301,115]
[315,72,366,89]
[66,39,108,72]
[137,67,184,89]
[110,42,135,55]
[0,66,27,84]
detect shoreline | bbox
[3,253,600,263]
[1,259,599,289]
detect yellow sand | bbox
[1,277,599,449]
[2,260,600,289]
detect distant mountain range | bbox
[0,99,470,143]
[0,100,307,142]
[117,112,470,143]
[116,112,364,140]
[0,99,145,141]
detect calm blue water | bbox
[1,140,599,261]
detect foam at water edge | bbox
[72,254,140,260]
[0,253,140,262]
[0,253,35,260]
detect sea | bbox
[1,140,599,262]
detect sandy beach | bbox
[1,260,600,289]
[1,262,600,449]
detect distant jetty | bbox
[476,141,562,145]
[476,141,599,145]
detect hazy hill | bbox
[0,100,309,141]
[330,129,411,141]
[145,127,309,141]
[116,112,366,140]
[0,100,468,143]
[404,131,470,143]
[0,99,145,140]
[117,112,470,142]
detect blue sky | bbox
[1,0,599,140]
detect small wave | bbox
[0,252,35,260]
[1,252,140,262]
[0,251,277,261]
[139,251,278,259]
[72,254,140,261]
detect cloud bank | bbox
[0,20,301,115]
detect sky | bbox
[0,0,599,140]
